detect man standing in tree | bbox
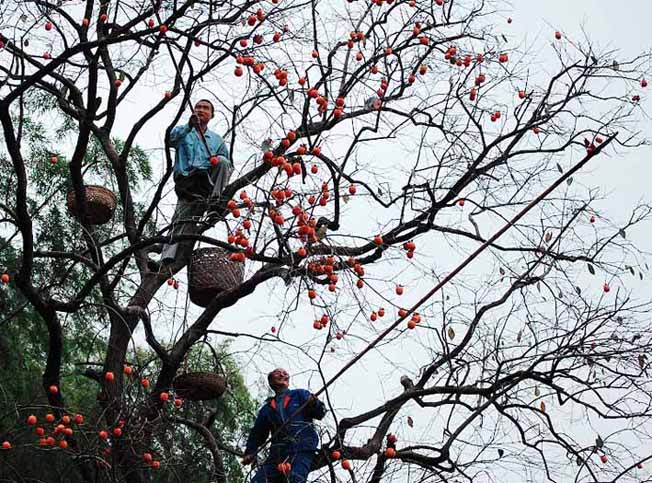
[151,99,232,268]
[243,368,326,483]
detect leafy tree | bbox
[0,99,256,483]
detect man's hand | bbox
[242,454,256,466]
[307,394,318,407]
[189,114,200,128]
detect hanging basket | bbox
[188,247,244,307]
[66,185,117,225]
[173,372,227,401]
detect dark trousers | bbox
[251,452,314,483]
[161,161,232,263]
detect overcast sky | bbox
[116,1,652,481]
[513,0,651,242]
[193,0,652,408]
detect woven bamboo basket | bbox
[173,372,227,401]
[188,247,244,307]
[66,185,117,225]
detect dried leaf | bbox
[544,232,552,243]
[556,163,563,174]
[540,401,546,413]
[640,271,644,280]
[629,266,635,276]
[575,286,582,295]
[499,267,505,276]
[517,330,522,343]
[576,455,583,466]
[407,416,414,428]
[342,194,350,204]
[619,228,626,239]
[534,386,540,397]
[588,263,595,275]
[260,138,273,151]
[447,326,455,340]
[566,177,573,186]
[497,448,504,458]
[596,435,604,448]
[639,354,646,369]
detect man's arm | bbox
[170,115,201,147]
[169,124,192,147]
[244,407,270,461]
[301,389,327,420]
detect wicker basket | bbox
[173,372,227,401]
[188,247,244,307]
[66,185,117,225]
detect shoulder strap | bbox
[268,393,291,412]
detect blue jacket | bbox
[245,389,326,460]
[169,124,231,176]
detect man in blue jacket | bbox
[243,368,326,482]
[155,99,232,266]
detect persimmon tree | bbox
[1,0,651,482]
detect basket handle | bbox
[200,337,228,382]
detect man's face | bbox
[193,101,213,124]
[269,368,290,392]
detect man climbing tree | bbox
[153,99,232,268]
[243,368,326,483]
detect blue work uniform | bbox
[246,389,326,483]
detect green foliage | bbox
[0,95,256,482]
[136,341,257,483]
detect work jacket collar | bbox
[269,389,291,411]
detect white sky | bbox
[120,2,652,482]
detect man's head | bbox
[267,368,290,394]
[193,99,215,124]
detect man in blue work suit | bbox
[154,99,232,266]
[242,368,327,482]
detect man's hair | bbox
[196,99,215,116]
